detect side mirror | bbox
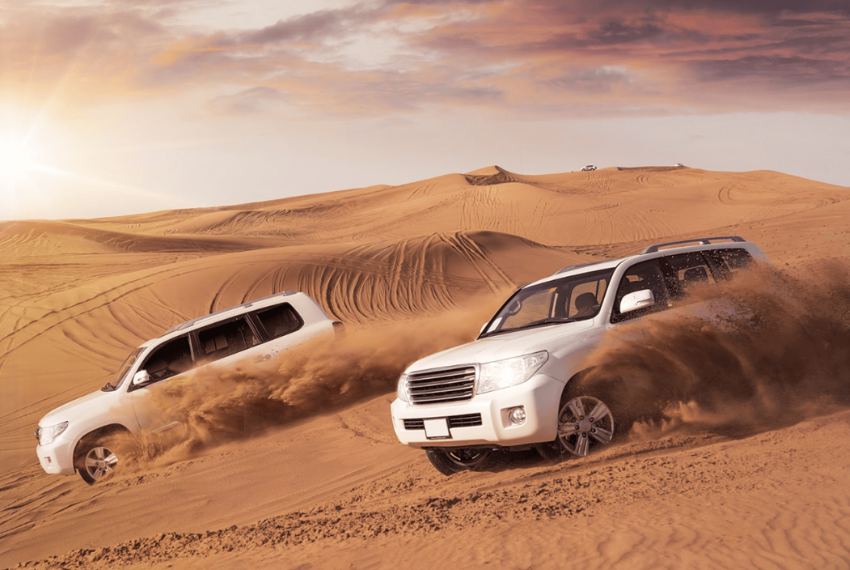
[620,289,655,314]
[132,370,151,386]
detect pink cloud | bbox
[2,1,848,118]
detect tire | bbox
[553,378,626,458]
[425,449,491,476]
[535,440,564,463]
[556,395,616,456]
[75,434,121,485]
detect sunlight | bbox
[0,136,38,185]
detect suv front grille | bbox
[406,366,476,404]
[403,413,482,430]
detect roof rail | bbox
[555,260,608,275]
[165,290,296,333]
[641,236,746,254]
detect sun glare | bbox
[0,137,38,182]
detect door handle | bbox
[253,354,272,363]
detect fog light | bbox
[508,406,527,425]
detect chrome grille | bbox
[403,413,482,430]
[406,365,476,404]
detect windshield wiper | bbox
[101,382,116,392]
[481,317,579,338]
[514,317,578,331]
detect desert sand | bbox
[1,165,849,569]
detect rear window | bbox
[664,252,717,296]
[708,248,754,278]
[254,304,304,340]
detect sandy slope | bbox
[1,166,849,569]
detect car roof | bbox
[525,235,754,288]
[139,290,300,348]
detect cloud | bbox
[692,55,850,83]
[3,0,850,118]
[240,7,380,45]
[205,86,290,115]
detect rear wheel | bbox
[425,449,491,476]
[75,436,120,485]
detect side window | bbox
[253,304,304,340]
[611,260,671,323]
[141,336,193,382]
[707,248,754,279]
[664,252,717,297]
[196,317,259,364]
[563,277,608,319]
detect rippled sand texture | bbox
[1,165,849,569]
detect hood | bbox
[408,319,594,372]
[39,389,118,427]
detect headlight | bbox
[36,421,69,446]
[397,374,409,403]
[477,351,548,394]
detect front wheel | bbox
[75,437,120,485]
[425,449,491,476]
[557,395,615,457]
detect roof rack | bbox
[165,290,296,334]
[641,236,746,254]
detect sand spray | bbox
[111,260,850,472]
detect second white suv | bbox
[391,236,769,474]
[35,291,341,484]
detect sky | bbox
[1,0,849,220]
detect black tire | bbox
[425,449,491,476]
[535,440,564,463]
[553,378,627,458]
[74,434,121,485]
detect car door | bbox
[127,334,195,431]
[659,251,731,324]
[609,259,674,326]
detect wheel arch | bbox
[72,423,132,465]
[560,366,628,404]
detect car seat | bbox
[573,292,599,318]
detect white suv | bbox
[35,292,340,484]
[391,236,769,475]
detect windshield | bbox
[112,347,145,389]
[482,268,614,337]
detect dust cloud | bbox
[114,260,850,473]
[112,301,501,471]
[580,260,850,439]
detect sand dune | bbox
[1,166,849,569]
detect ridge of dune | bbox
[463,165,502,176]
[0,219,278,258]
[39,167,845,249]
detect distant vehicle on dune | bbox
[391,236,770,475]
[35,292,342,484]
[581,164,597,171]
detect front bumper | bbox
[36,434,76,476]
[390,373,563,449]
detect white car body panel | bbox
[35,292,338,478]
[392,238,770,451]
